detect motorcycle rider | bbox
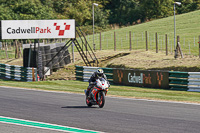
[86,69,109,100]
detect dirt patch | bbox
[107,50,200,71]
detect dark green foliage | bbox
[0,0,199,27]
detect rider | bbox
[86,69,109,99]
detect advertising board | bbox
[113,69,169,89]
[1,20,75,39]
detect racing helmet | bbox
[96,69,104,77]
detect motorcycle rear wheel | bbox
[98,92,105,108]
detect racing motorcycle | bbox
[84,78,110,108]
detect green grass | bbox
[76,10,200,56]
[1,79,200,103]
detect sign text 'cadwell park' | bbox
[1,20,75,39]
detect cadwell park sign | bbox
[0,19,75,39]
[113,69,169,89]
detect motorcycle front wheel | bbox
[98,91,105,108]
[86,97,92,107]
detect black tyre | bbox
[86,97,92,107]
[98,92,105,108]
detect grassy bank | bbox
[77,10,200,56]
[1,79,200,104]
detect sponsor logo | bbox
[157,72,163,87]
[143,73,152,84]
[128,73,143,83]
[54,23,71,36]
[6,27,51,34]
[117,70,123,83]
[6,22,71,36]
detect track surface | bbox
[0,86,200,133]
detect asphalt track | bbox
[0,86,200,133]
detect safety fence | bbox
[75,66,113,83]
[0,63,38,82]
[169,71,189,91]
[188,72,200,92]
[75,66,200,92]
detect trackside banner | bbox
[1,20,75,39]
[113,69,169,89]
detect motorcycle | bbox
[84,78,110,108]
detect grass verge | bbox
[0,79,200,104]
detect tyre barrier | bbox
[23,43,71,74]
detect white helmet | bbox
[96,69,104,77]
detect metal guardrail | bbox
[76,66,200,92]
[169,71,188,91]
[0,63,38,82]
[188,72,200,92]
[75,66,113,83]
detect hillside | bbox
[83,10,200,56]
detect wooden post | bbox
[2,42,4,50]
[129,31,132,51]
[19,42,22,58]
[15,40,17,58]
[8,42,11,50]
[199,36,200,58]
[32,67,35,81]
[156,33,158,53]
[166,34,168,55]
[176,36,180,57]
[72,42,75,63]
[114,31,116,51]
[2,42,5,59]
[5,42,8,59]
[100,32,102,50]
[146,31,148,51]
[175,36,183,58]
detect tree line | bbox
[0,0,199,28]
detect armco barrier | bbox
[0,63,38,82]
[188,72,200,92]
[75,66,113,83]
[169,71,188,91]
[75,66,200,92]
[75,66,84,81]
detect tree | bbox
[176,0,200,14]
[106,0,140,25]
[139,0,174,21]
